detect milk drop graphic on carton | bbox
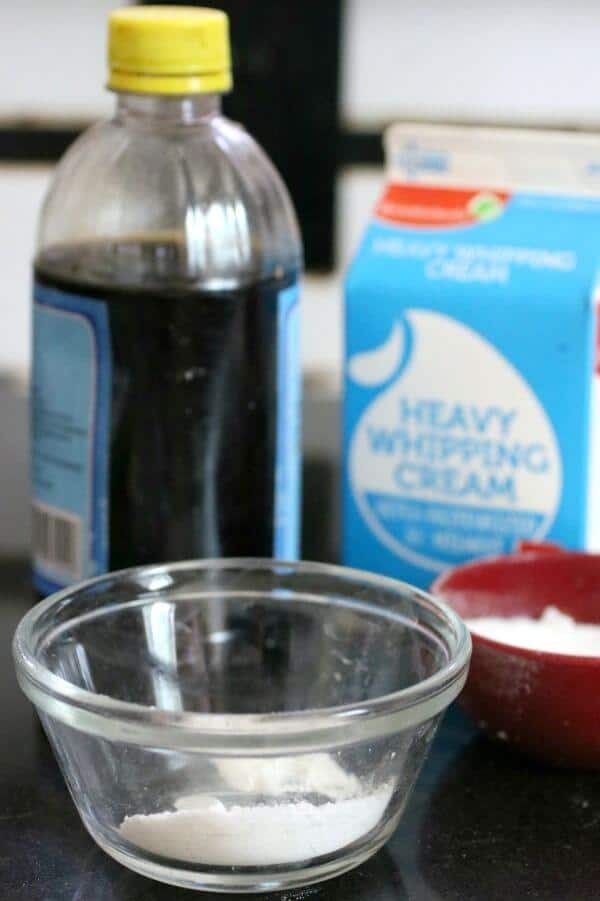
[349,310,561,571]
[343,125,600,588]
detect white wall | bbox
[342,0,600,128]
[0,1,125,121]
[6,0,600,127]
[0,167,51,376]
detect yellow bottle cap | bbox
[108,6,232,95]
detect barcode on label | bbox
[33,503,82,578]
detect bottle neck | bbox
[115,92,222,126]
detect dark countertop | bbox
[3,557,600,901]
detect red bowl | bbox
[433,548,600,768]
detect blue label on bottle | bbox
[32,283,111,596]
[274,282,301,559]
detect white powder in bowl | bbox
[119,754,393,866]
[213,753,363,797]
[467,605,600,656]
[119,785,393,866]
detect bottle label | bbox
[274,282,301,559]
[32,283,111,596]
[32,277,301,592]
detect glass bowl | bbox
[13,559,470,893]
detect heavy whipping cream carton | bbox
[343,124,600,588]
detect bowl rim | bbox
[13,558,471,752]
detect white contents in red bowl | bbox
[467,606,600,656]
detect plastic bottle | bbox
[31,6,302,597]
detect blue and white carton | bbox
[343,124,600,588]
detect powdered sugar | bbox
[119,754,393,866]
[467,605,600,656]
[214,753,362,797]
[120,785,393,866]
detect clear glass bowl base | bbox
[93,822,396,893]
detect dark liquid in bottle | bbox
[35,241,297,572]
